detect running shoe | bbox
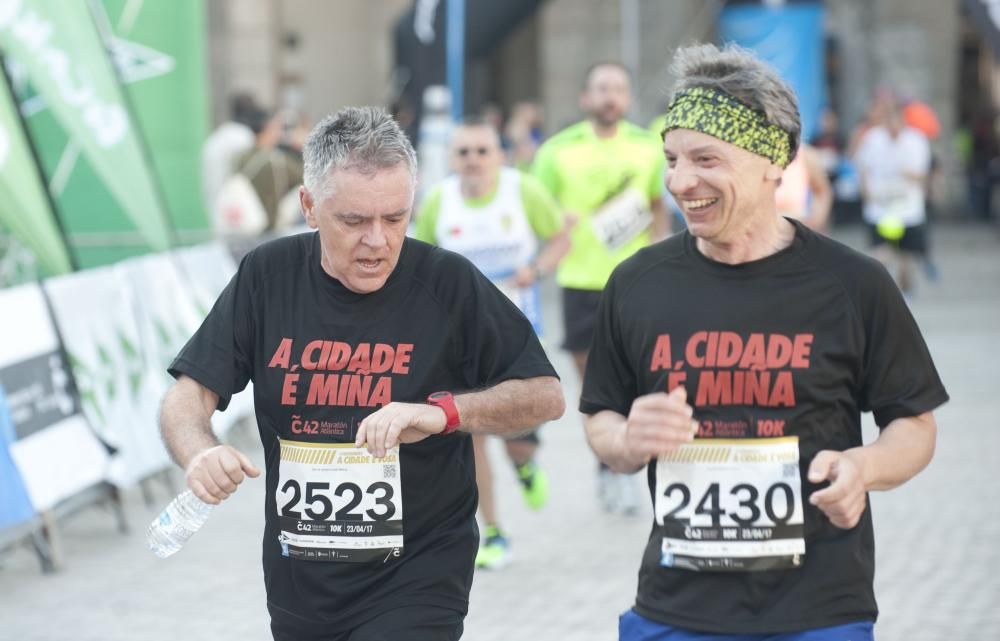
[598,467,618,513]
[475,525,511,570]
[598,469,641,515]
[516,461,549,510]
[615,472,641,516]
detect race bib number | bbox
[655,437,805,572]
[590,188,653,251]
[276,440,403,563]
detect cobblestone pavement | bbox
[1,223,997,641]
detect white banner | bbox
[44,268,169,487]
[0,284,108,510]
[172,242,237,316]
[173,242,254,435]
[119,253,204,388]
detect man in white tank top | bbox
[413,118,569,569]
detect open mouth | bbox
[682,198,719,214]
[357,259,381,272]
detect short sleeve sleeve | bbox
[902,132,932,175]
[579,273,637,416]
[168,254,256,411]
[449,257,557,389]
[412,187,443,244]
[520,173,563,239]
[858,268,949,427]
[531,141,561,205]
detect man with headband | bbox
[580,44,947,640]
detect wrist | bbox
[182,441,220,470]
[844,447,871,490]
[616,421,645,472]
[426,391,461,434]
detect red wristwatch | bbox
[426,391,461,434]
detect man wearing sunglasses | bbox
[532,61,668,515]
[414,117,570,570]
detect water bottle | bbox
[146,490,215,558]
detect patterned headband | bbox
[661,87,792,168]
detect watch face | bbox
[429,392,449,401]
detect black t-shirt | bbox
[170,233,556,631]
[580,220,948,634]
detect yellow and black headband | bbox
[661,87,792,168]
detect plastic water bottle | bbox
[146,490,215,558]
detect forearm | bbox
[534,229,570,275]
[159,376,221,469]
[584,410,640,473]
[809,189,833,229]
[454,376,564,435]
[846,412,937,492]
[805,151,833,229]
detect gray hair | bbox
[670,43,801,161]
[302,106,417,198]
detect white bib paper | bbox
[276,440,403,563]
[590,188,652,251]
[655,437,805,572]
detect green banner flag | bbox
[100,0,210,239]
[0,68,72,278]
[0,0,173,259]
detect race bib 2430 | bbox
[655,437,805,572]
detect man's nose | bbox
[666,164,698,194]
[362,221,388,248]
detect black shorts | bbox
[867,221,928,255]
[561,288,604,353]
[270,605,464,641]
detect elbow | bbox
[918,414,938,470]
[910,411,938,471]
[539,377,566,422]
[901,429,936,489]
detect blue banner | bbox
[718,2,826,143]
[0,385,36,529]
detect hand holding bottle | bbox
[185,444,260,505]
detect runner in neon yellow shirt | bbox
[532,62,667,515]
[414,118,569,569]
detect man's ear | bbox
[300,186,317,229]
[764,162,785,182]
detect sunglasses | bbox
[456,146,489,157]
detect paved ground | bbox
[1,222,998,641]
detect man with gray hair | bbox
[581,44,947,640]
[160,106,564,640]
